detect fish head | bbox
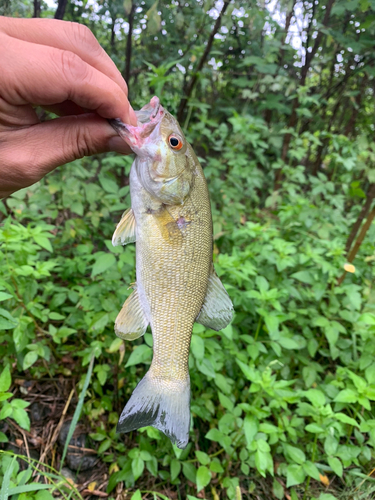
[110,97,194,205]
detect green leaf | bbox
[205,428,223,442]
[305,423,324,433]
[291,271,314,284]
[170,459,181,481]
[244,415,258,446]
[0,365,11,393]
[196,466,211,492]
[285,445,306,465]
[303,461,320,480]
[195,451,210,465]
[334,389,357,403]
[272,479,284,500]
[92,253,116,277]
[305,389,326,407]
[0,292,13,302]
[0,431,8,443]
[286,464,306,487]
[33,235,53,252]
[191,335,205,361]
[125,345,152,368]
[23,351,38,370]
[10,407,30,431]
[278,337,299,349]
[132,457,144,480]
[324,435,338,455]
[130,490,142,500]
[6,484,51,496]
[328,456,343,477]
[182,462,197,483]
[146,0,161,34]
[335,413,359,427]
[60,355,95,471]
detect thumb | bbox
[0,113,131,196]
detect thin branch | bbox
[124,3,136,95]
[337,204,375,285]
[177,0,230,122]
[345,183,375,254]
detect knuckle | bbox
[59,50,88,84]
[70,22,102,56]
[63,119,92,159]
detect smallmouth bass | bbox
[110,96,233,449]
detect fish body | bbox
[110,97,233,448]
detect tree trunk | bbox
[111,16,117,50]
[33,0,41,17]
[177,0,230,122]
[344,74,368,137]
[274,0,335,189]
[124,4,135,95]
[54,0,68,20]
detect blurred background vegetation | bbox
[2,0,375,499]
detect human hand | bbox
[0,16,136,199]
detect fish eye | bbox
[168,135,183,151]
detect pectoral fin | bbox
[112,208,136,246]
[196,267,233,331]
[115,287,148,340]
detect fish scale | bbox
[109,97,233,448]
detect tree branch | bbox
[54,0,68,20]
[124,3,135,96]
[177,0,230,122]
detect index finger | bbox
[1,17,128,97]
[1,35,137,124]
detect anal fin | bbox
[112,208,136,246]
[196,266,233,331]
[115,287,148,340]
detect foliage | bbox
[2,0,375,499]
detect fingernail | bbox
[107,136,133,154]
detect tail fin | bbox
[117,372,190,449]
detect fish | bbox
[109,96,233,449]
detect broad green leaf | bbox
[286,464,306,487]
[23,351,38,370]
[195,451,210,465]
[0,365,11,393]
[170,459,181,481]
[132,457,144,481]
[335,413,359,428]
[125,345,152,368]
[305,389,325,407]
[0,292,13,302]
[244,414,258,446]
[191,335,205,361]
[196,466,211,492]
[285,445,306,464]
[92,253,116,277]
[334,389,357,403]
[328,456,343,477]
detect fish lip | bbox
[109,96,164,153]
[135,96,163,125]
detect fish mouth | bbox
[109,96,164,153]
[135,96,163,124]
